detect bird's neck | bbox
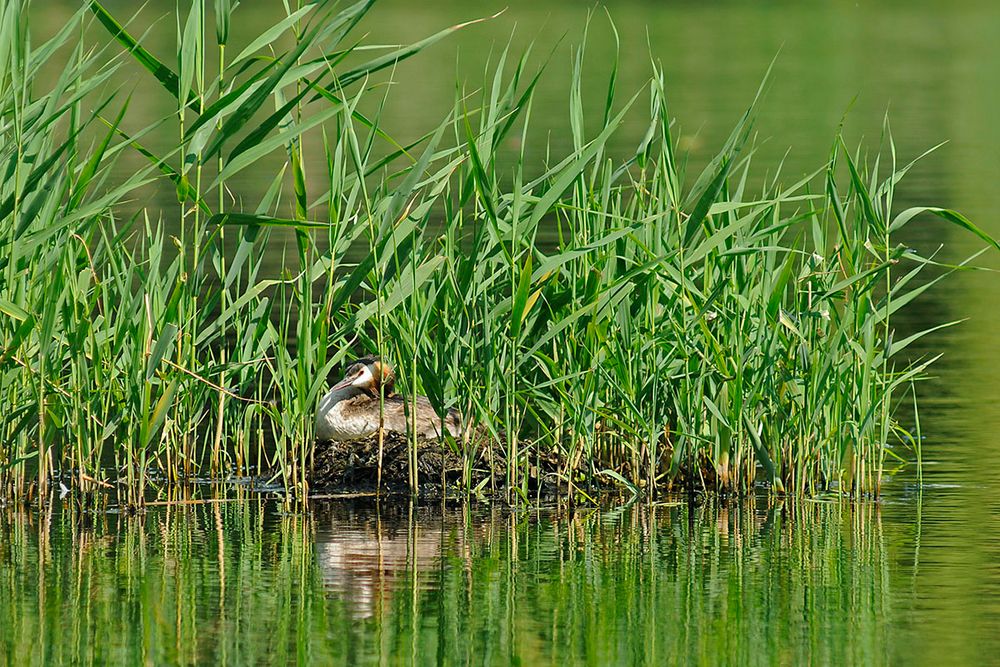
[321,384,361,407]
[322,383,389,407]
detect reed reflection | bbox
[0,496,913,665]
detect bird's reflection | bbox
[313,502,462,619]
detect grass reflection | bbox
[0,498,902,665]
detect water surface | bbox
[0,496,956,665]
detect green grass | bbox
[0,0,992,505]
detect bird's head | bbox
[331,356,395,396]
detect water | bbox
[10,0,1000,663]
[1,490,996,664]
[0,498,947,665]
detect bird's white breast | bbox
[315,389,379,441]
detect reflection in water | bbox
[314,505,456,620]
[0,497,962,665]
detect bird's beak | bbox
[331,375,355,391]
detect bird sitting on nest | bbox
[315,356,463,442]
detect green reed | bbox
[0,0,994,505]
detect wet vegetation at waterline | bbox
[1,0,995,506]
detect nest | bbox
[309,431,563,497]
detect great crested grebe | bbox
[315,356,462,442]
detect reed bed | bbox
[0,0,992,505]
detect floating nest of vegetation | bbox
[310,432,563,497]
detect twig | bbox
[80,473,113,489]
[161,358,271,405]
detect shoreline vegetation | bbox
[1,0,995,508]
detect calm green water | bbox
[11,0,1000,664]
[0,498,941,665]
